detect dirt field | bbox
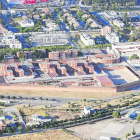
[0,130,82,140]
[0,88,131,99]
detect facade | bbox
[106,32,119,44]
[0,24,8,34]
[113,20,124,28]
[95,76,114,87]
[112,42,140,59]
[112,42,140,51]
[0,31,22,49]
[88,53,120,64]
[80,34,95,46]
[49,50,78,60]
[127,59,140,67]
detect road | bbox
[1,88,140,107]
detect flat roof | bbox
[96,76,113,83]
[113,42,140,46]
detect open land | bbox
[0,88,131,99]
[0,130,82,140]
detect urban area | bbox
[0,0,140,140]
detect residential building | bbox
[86,18,102,28]
[0,24,8,34]
[102,25,112,36]
[63,12,83,30]
[19,19,34,27]
[106,32,119,44]
[4,55,14,63]
[33,15,40,20]
[83,106,96,115]
[27,114,51,123]
[81,14,89,19]
[45,22,60,32]
[113,20,124,28]
[80,34,95,46]
[0,120,7,130]
[42,7,51,15]
[0,31,22,49]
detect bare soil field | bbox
[0,130,82,140]
[0,88,130,99]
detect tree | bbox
[83,99,86,102]
[46,98,48,100]
[132,126,136,135]
[71,103,74,108]
[122,96,125,100]
[7,96,10,99]
[119,99,121,103]
[112,111,120,119]
[130,34,135,42]
[70,23,74,31]
[56,19,61,25]
[123,12,127,23]
[19,96,22,99]
[126,133,131,139]
[39,97,42,100]
[129,54,138,60]
[131,93,134,97]
[12,96,16,99]
[136,114,140,122]
[45,105,47,108]
[99,99,102,103]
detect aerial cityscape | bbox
[0,0,140,140]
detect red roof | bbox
[96,76,113,83]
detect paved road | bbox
[0,88,140,107]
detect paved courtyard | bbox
[101,123,125,134]
[104,69,137,85]
[67,118,140,140]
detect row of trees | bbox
[0,44,74,61]
[24,109,113,133]
[83,0,136,11]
